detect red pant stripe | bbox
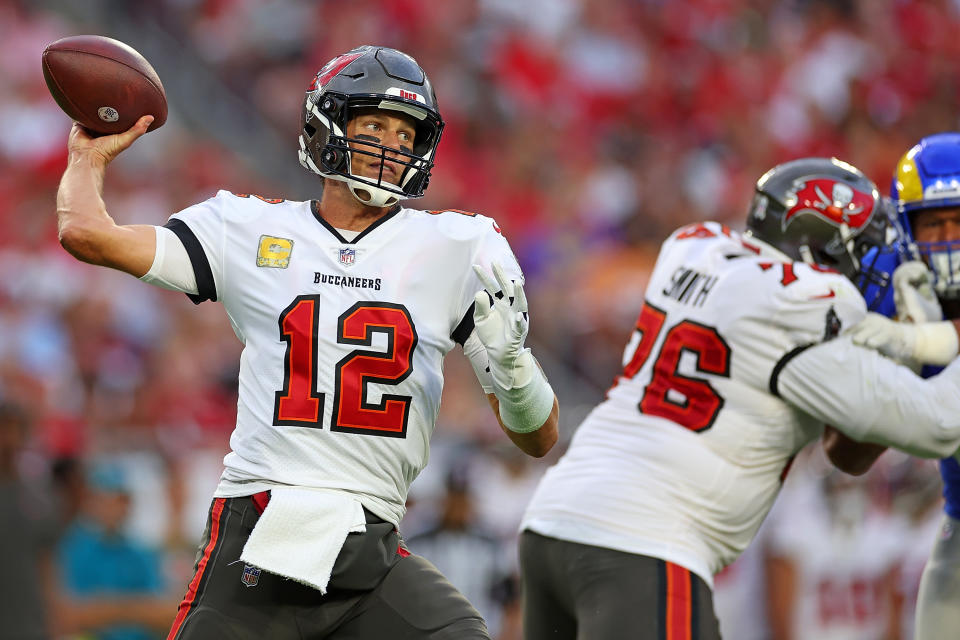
[665,562,692,640]
[167,498,226,640]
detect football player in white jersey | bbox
[55,45,558,640]
[518,157,960,640]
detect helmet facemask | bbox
[902,211,960,300]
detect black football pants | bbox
[519,529,721,640]
[168,495,489,639]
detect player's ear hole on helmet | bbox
[319,94,342,116]
[321,148,343,170]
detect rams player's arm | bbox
[486,392,559,458]
[821,425,887,476]
[56,117,157,276]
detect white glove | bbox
[472,262,553,433]
[849,312,959,366]
[893,260,943,324]
[473,262,534,390]
[849,313,916,363]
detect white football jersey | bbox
[521,221,868,586]
[166,191,521,524]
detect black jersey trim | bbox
[452,302,475,346]
[690,571,700,638]
[310,201,401,244]
[769,343,816,397]
[164,218,217,304]
[656,559,667,640]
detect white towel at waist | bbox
[240,486,367,594]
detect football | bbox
[41,35,167,135]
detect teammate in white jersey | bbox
[55,45,558,640]
[518,157,960,640]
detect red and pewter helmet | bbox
[745,157,896,290]
[298,45,444,208]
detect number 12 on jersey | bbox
[619,301,731,432]
[273,297,418,437]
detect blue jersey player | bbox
[851,132,960,639]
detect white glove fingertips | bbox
[473,290,493,320]
[472,264,500,295]
[514,281,529,314]
[492,262,515,301]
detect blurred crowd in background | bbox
[2,0,959,638]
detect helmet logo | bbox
[385,87,425,104]
[308,52,363,92]
[783,177,874,230]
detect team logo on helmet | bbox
[782,177,875,230]
[308,52,363,92]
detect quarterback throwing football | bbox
[56,45,558,640]
[518,158,960,639]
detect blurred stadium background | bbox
[1,0,955,638]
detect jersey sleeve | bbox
[772,267,866,344]
[164,190,232,304]
[452,216,524,346]
[139,226,199,295]
[776,336,960,458]
[765,267,868,395]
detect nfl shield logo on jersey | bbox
[241,563,261,587]
[339,248,356,266]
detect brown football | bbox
[41,35,167,135]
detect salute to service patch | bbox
[257,236,294,268]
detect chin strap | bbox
[347,182,399,208]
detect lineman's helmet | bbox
[745,157,895,297]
